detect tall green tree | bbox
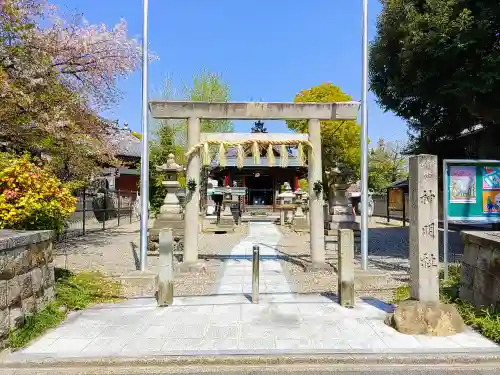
[148,70,233,213]
[286,83,362,204]
[368,138,408,193]
[370,0,500,158]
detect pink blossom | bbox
[3,190,18,200]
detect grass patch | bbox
[8,269,121,350]
[391,263,500,344]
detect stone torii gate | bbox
[149,101,360,271]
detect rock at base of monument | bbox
[386,300,466,336]
[305,262,332,272]
[176,261,207,274]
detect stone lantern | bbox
[292,188,309,232]
[324,165,359,251]
[216,185,235,231]
[278,182,295,225]
[149,154,185,253]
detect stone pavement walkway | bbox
[8,295,499,359]
[214,222,292,295]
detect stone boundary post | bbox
[409,154,439,302]
[338,228,355,307]
[157,229,174,306]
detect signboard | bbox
[446,161,500,223]
[449,166,476,203]
[388,188,404,211]
[482,167,500,190]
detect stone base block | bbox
[116,271,158,298]
[176,261,207,274]
[149,221,184,242]
[354,269,390,290]
[292,216,309,232]
[148,237,183,256]
[338,280,355,308]
[305,262,332,272]
[325,219,360,231]
[325,233,360,252]
[203,225,235,233]
[386,300,466,336]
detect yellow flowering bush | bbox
[0,154,77,232]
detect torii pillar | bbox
[308,119,327,270]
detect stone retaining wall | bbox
[0,229,56,346]
[460,231,500,310]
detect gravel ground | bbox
[277,225,339,295]
[54,221,248,297]
[277,224,409,302]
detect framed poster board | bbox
[445,161,500,223]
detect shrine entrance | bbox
[245,174,273,206]
[148,100,360,271]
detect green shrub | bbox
[0,153,77,232]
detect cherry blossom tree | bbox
[0,0,149,182]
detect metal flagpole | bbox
[139,0,149,272]
[360,0,369,271]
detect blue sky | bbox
[55,0,408,142]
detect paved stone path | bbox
[214,222,292,295]
[9,294,499,359]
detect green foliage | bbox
[9,269,120,349]
[368,138,408,192]
[186,178,197,192]
[392,263,500,344]
[148,70,233,213]
[131,131,142,140]
[286,83,362,192]
[184,69,234,134]
[370,0,500,158]
[55,270,121,311]
[312,180,323,196]
[8,302,66,350]
[298,179,308,192]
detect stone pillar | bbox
[338,228,355,307]
[157,229,174,306]
[409,154,439,302]
[308,119,326,269]
[183,117,201,267]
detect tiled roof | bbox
[104,121,141,158]
[111,130,141,158]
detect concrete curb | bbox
[2,350,500,370]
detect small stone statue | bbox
[284,181,292,191]
[233,181,238,187]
